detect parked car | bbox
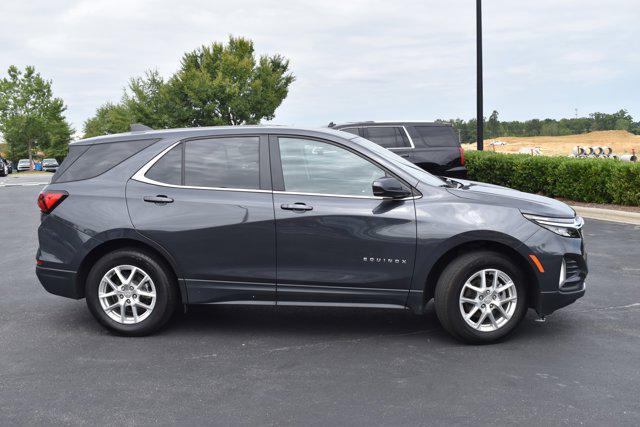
[17,159,31,172]
[0,157,11,176]
[329,121,466,178]
[36,126,586,343]
[41,158,60,172]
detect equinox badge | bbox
[363,257,407,264]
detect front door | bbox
[126,135,276,304]
[270,136,417,307]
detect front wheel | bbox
[85,248,178,336]
[434,251,527,344]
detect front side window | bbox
[363,126,410,149]
[185,137,260,189]
[278,137,386,197]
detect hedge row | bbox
[464,151,640,206]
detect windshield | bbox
[350,136,448,187]
[43,158,57,163]
[18,160,29,164]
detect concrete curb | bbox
[572,205,640,225]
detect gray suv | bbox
[36,126,587,343]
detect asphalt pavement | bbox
[1,181,639,426]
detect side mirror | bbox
[372,177,411,199]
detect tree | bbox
[83,103,133,138]
[84,36,295,137]
[487,110,500,138]
[0,66,73,163]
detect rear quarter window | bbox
[52,139,159,183]
[413,126,459,147]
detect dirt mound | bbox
[463,130,640,156]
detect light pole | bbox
[476,0,484,150]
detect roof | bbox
[72,125,357,145]
[330,121,453,128]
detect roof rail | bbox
[130,123,153,132]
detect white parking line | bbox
[0,182,50,187]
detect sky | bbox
[1,0,639,135]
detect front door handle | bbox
[144,195,174,204]
[281,202,313,212]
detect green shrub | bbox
[465,151,640,206]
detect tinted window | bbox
[339,128,360,136]
[185,137,260,189]
[363,127,410,149]
[279,137,385,197]
[51,145,90,183]
[414,126,458,147]
[54,139,158,183]
[146,143,182,185]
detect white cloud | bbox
[0,0,638,131]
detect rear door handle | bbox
[144,195,174,204]
[281,203,313,212]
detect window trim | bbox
[269,134,418,200]
[361,125,415,151]
[132,136,271,193]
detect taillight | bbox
[37,190,68,214]
[459,147,465,166]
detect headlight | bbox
[523,213,584,238]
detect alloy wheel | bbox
[458,269,517,332]
[98,265,156,324]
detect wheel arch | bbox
[75,236,186,302]
[419,238,540,311]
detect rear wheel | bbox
[434,251,527,343]
[85,248,178,336]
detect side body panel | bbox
[126,180,276,303]
[273,194,417,306]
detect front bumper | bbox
[525,228,588,316]
[537,284,586,316]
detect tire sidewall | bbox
[85,249,175,335]
[445,254,527,343]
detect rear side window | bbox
[414,126,458,147]
[51,145,90,182]
[185,137,260,189]
[145,144,183,185]
[339,128,360,136]
[363,127,410,149]
[53,139,158,183]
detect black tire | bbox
[434,251,527,344]
[85,248,178,336]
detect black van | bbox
[329,122,466,178]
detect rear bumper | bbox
[36,266,81,299]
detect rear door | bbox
[126,135,276,304]
[270,135,417,307]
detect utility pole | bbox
[476,0,484,150]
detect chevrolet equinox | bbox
[36,126,587,343]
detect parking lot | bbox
[1,177,639,426]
